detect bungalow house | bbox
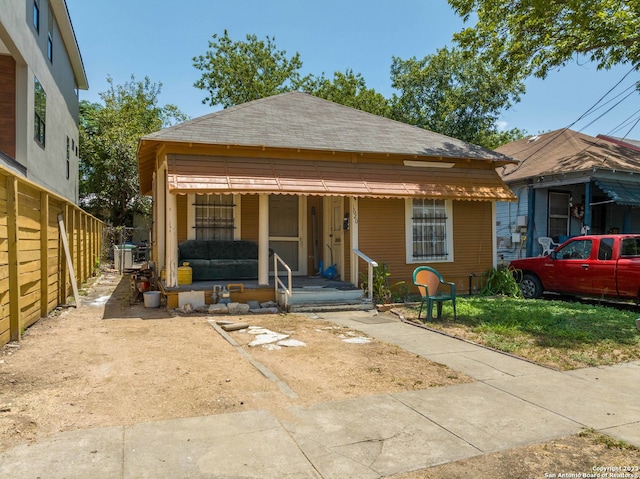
[137,91,516,307]
[495,129,640,261]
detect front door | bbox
[269,195,305,274]
[323,196,344,280]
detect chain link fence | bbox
[102,227,151,272]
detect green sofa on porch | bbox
[177,240,259,281]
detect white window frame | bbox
[405,198,454,264]
[548,191,570,238]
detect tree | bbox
[302,69,392,117]
[79,76,186,227]
[389,47,526,148]
[448,0,640,82]
[193,30,309,108]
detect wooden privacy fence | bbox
[0,164,103,346]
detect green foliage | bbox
[430,296,640,369]
[449,0,640,82]
[193,30,309,108]
[79,76,186,226]
[389,47,527,148]
[578,428,640,451]
[360,264,405,304]
[302,69,392,117]
[192,30,529,145]
[480,266,522,298]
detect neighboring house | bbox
[137,91,516,299]
[495,129,640,261]
[0,0,88,203]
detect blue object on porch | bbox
[413,266,457,322]
[323,264,337,280]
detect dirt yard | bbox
[1,271,639,477]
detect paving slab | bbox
[602,422,640,447]
[421,348,546,381]
[565,361,640,389]
[0,426,124,479]
[124,410,319,479]
[392,382,580,453]
[279,393,482,478]
[486,369,640,431]
[318,312,551,380]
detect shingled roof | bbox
[497,129,640,183]
[140,91,513,161]
[138,91,519,197]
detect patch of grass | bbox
[578,428,640,451]
[405,297,640,370]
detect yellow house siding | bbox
[451,200,494,291]
[357,198,495,294]
[177,195,188,243]
[241,195,259,242]
[357,198,407,289]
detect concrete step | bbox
[288,300,375,313]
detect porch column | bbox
[622,207,632,233]
[156,164,167,275]
[583,181,592,233]
[492,201,498,269]
[166,192,179,288]
[258,194,269,286]
[525,187,536,257]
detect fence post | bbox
[7,176,20,341]
[60,204,69,304]
[40,192,49,317]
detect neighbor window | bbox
[405,198,453,262]
[34,77,46,146]
[47,3,53,62]
[548,191,570,238]
[194,194,235,240]
[66,136,70,179]
[33,0,40,32]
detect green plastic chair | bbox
[413,266,457,321]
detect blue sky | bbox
[66,0,640,139]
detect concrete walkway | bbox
[2,310,639,478]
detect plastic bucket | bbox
[143,291,161,308]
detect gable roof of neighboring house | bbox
[138,91,516,198]
[497,128,640,183]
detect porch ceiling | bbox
[166,155,516,201]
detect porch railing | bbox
[273,253,292,310]
[353,249,378,302]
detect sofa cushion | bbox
[178,241,210,260]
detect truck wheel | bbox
[521,274,543,299]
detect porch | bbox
[158,274,372,312]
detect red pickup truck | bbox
[510,234,640,301]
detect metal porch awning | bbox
[166,155,517,201]
[594,178,640,207]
